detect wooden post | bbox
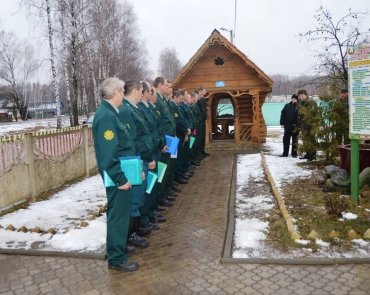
[234,117,240,144]
[251,89,260,143]
[82,125,90,177]
[24,133,37,197]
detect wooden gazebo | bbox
[172,29,272,144]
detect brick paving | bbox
[0,151,369,294]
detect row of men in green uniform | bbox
[92,77,209,272]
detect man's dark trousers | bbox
[199,120,206,153]
[106,186,132,266]
[283,126,298,156]
[158,152,174,200]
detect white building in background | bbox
[27,102,58,119]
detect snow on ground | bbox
[0,116,84,136]
[341,212,358,220]
[0,126,368,256]
[233,153,278,258]
[46,216,106,252]
[232,127,370,259]
[234,218,268,249]
[263,127,312,189]
[0,174,106,252]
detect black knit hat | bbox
[291,94,298,99]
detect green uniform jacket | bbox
[148,103,165,149]
[190,104,201,128]
[179,102,195,130]
[92,99,135,186]
[155,93,176,143]
[138,101,161,153]
[197,97,207,121]
[168,100,190,137]
[119,99,154,162]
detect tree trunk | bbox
[46,0,62,129]
[84,44,99,110]
[70,1,79,126]
[60,7,73,127]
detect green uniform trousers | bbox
[106,186,132,266]
[130,163,147,217]
[158,153,175,200]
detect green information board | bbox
[348,44,370,140]
[348,43,370,202]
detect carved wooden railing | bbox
[240,123,253,142]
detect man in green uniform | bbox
[119,81,154,248]
[190,91,202,166]
[197,87,210,157]
[138,81,166,224]
[147,87,169,221]
[92,77,138,272]
[171,90,192,183]
[153,77,176,207]
[179,89,196,174]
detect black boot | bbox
[128,232,149,248]
[125,245,136,256]
[108,261,139,272]
[128,217,149,247]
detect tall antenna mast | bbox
[234,0,237,43]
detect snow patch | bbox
[0,175,106,230]
[234,218,268,249]
[46,216,106,252]
[295,239,310,245]
[316,239,330,247]
[341,212,358,220]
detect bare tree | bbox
[84,0,149,82]
[45,0,62,128]
[270,74,324,96]
[21,0,150,123]
[299,6,369,89]
[0,30,40,121]
[158,47,182,81]
[59,0,72,125]
[21,0,63,127]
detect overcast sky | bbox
[1,0,369,83]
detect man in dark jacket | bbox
[280,94,299,157]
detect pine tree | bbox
[298,94,349,164]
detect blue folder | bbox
[103,156,143,187]
[120,156,143,185]
[146,171,158,194]
[165,135,180,155]
[189,135,196,149]
[103,171,115,187]
[157,161,167,183]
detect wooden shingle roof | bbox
[172,29,273,88]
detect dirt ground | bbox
[267,164,370,253]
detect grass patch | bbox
[266,208,298,251]
[283,178,370,244]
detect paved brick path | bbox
[1,151,369,294]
